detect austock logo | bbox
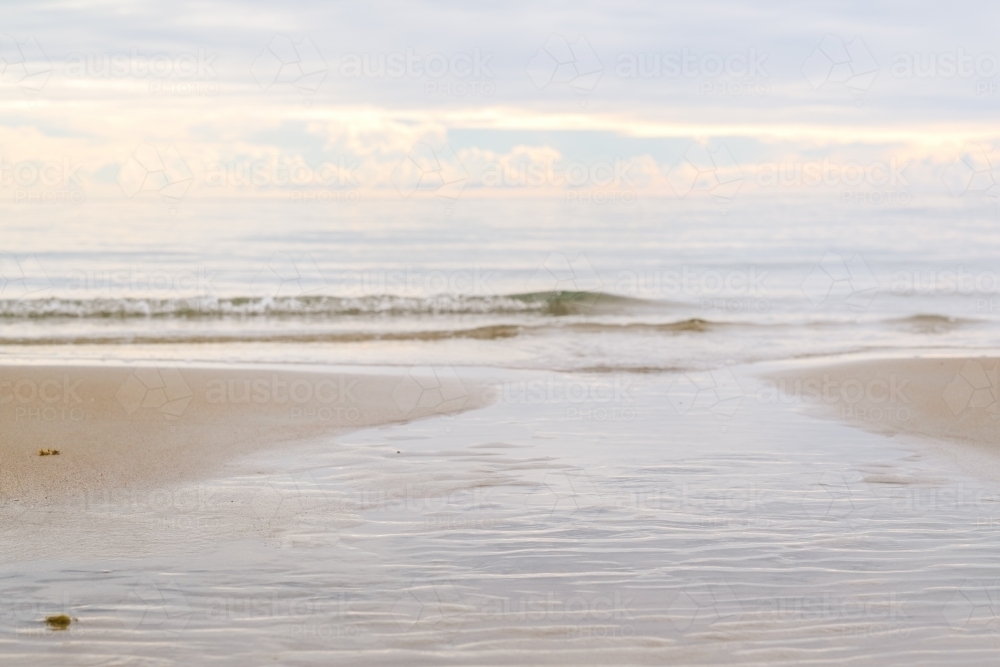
[943,145,998,203]
[667,580,742,633]
[615,48,768,80]
[391,366,469,416]
[1,155,85,204]
[1,373,85,423]
[527,34,602,95]
[0,253,51,299]
[800,469,879,525]
[391,582,634,634]
[758,372,911,425]
[205,155,359,203]
[943,581,1000,632]
[943,360,999,418]
[391,581,466,632]
[249,251,327,298]
[802,34,878,102]
[0,35,51,92]
[64,48,219,96]
[250,469,344,545]
[753,158,908,189]
[204,375,358,407]
[251,34,327,94]
[336,48,493,80]
[117,143,193,200]
[64,48,218,80]
[391,142,469,201]
[525,252,603,310]
[526,468,617,518]
[801,252,878,311]
[117,577,194,636]
[891,50,999,80]
[116,367,193,418]
[664,142,744,212]
[666,364,745,430]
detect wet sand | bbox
[0,364,487,505]
[768,356,1000,476]
[4,364,1000,663]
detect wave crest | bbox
[0,291,661,319]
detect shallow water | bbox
[4,366,1000,664]
[5,198,1000,663]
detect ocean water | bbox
[4,194,1000,663]
[5,195,1000,368]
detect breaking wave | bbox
[0,291,660,320]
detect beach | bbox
[3,196,1000,663]
[769,357,1000,473]
[5,2,1000,661]
[0,364,485,508]
[3,354,1000,664]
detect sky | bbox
[0,0,998,206]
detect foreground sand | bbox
[767,356,1000,469]
[0,364,486,504]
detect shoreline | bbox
[0,363,489,505]
[766,355,1000,478]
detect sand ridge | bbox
[0,364,488,504]
[767,356,1000,475]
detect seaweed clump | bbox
[45,614,72,630]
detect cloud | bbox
[2,0,999,204]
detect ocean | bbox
[4,193,1000,663]
[5,195,1000,368]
